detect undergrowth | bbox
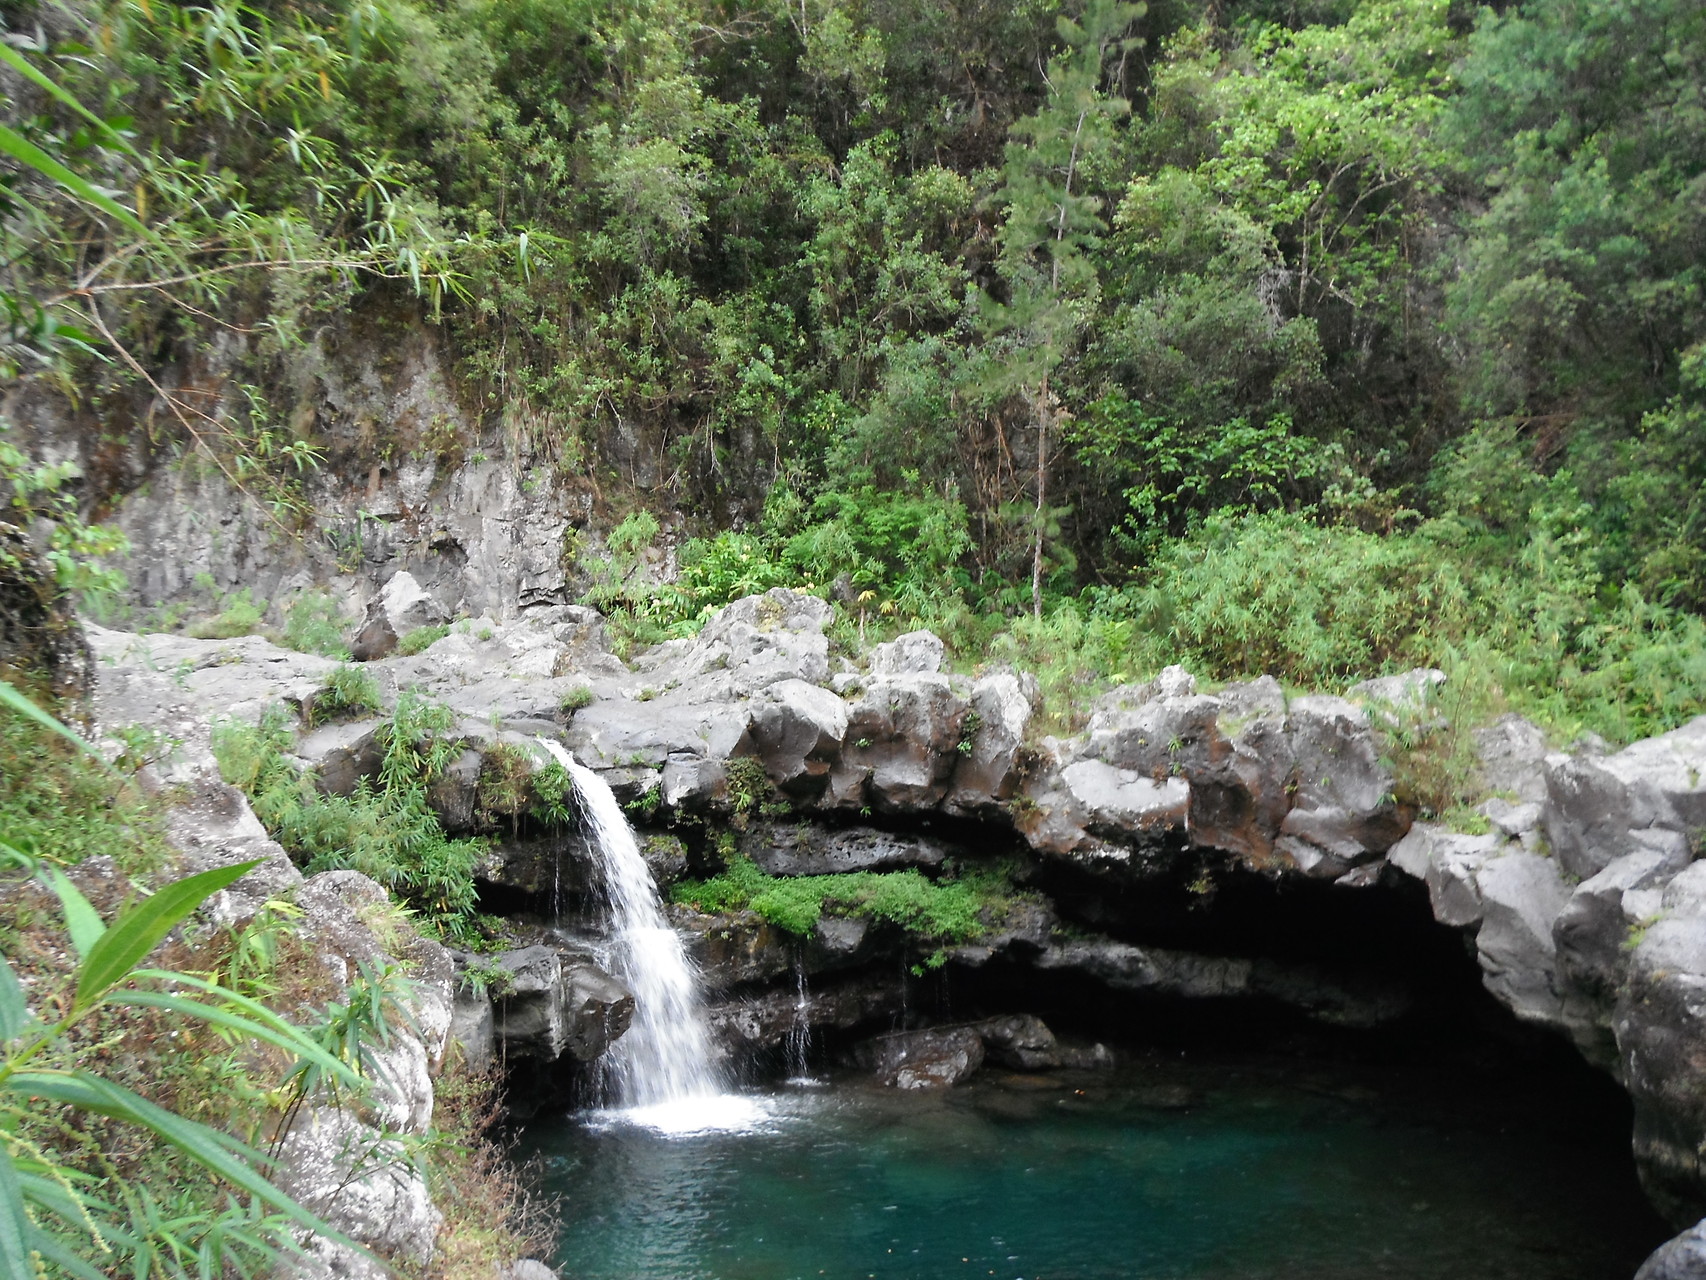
[670,857,1032,967]
[0,703,175,881]
[213,694,496,948]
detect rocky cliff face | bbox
[79,582,1706,1273]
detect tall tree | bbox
[984,0,1142,616]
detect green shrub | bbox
[213,698,491,947]
[0,698,174,879]
[282,590,352,659]
[186,587,266,639]
[670,857,1028,965]
[304,665,383,727]
[559,684,595,713]
[398,623,451,655]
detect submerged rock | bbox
[855,1026,985,1089]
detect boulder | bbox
[661,589,833,695]
[943,671,1037,819]
[867,630,945,676]
[1638,1220,1706,1280]
[1188,688,1294,863]
[276,1107,441,1280]
[974,1014,1060,1070]
[745,824,954,877]
[488,945,635,1063]
[830,674,969,812]
[352,571,450,661]
[1475,714,1551,804]
[1542,723,1702,881]
[1280,696,1408,868]
[855,1026,985,1089]
[1473,852,1572,1027]
[1346,667,1446,720]
[299,720,385,796]
[746,679,848,797]
[1388,824,1498,928]
[1555,848,1689,1004]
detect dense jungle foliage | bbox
[2,0,1704,739]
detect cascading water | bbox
[782,950,816,1085]
[535,738,759,1131]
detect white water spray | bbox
[535,739,762,1133]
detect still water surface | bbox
[520,1052,1666,1280]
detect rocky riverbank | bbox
[80,582,1706,1276]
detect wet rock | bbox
[477,831,597,900]
[1034,939,1254,1000]
[745,823,954,877]
[856,1026,985,1089]
[488,945,635,1063]
[680,909,800,990]
[974,1014,1060,1069]
[704,970,903,1056]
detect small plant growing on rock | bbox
[397,623,450,656]
[282,589,353,658]
[305,664,383,727]
[559,684,595,713]
[626,784,662,820]
[477,743,537,832]
[187,585,266,639]
[724,756,772,816]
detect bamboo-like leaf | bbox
[0,956,25,1042]
[0,1145,35,1280]
[0,123,145,232]
[0,45,138,155]
[114,989,360,1089]
[22,1230,110,1280]
[0,680,96,756]
[47,870,106,960]
[74,861,259,1012]
[4,1071,364,1255]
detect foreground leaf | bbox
[74,861,259,1012]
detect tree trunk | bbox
[1032,377,1049,620]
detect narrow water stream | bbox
[521,1052,1667,1280]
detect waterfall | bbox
[535,739,749,1129]
[783,949,816,1085]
